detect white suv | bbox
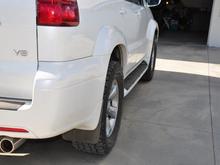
[0,0,160,154]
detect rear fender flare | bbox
[145,19,159,63]
[93,26,127,64]
[79,27,127,132]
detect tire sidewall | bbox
[101,61,123,151]
[141,35,157,82]
[150,40,157,75]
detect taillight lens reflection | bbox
[37,0,79,26]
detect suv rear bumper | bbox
[0,56,108,139]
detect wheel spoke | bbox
[109,84,117,99]
[106,117,111,135]
[106,80,119,137]
[109,119,115,130]
[107,106,117,118]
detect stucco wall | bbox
[208,0,220,47]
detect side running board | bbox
[124,61,148,96]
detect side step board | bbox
[124,61,148,97]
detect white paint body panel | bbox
[0,57,109,139]
[0,0,158,139]
[0,0,37,99]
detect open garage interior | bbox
[151,0,213,45]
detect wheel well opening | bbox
[110,45,124,69]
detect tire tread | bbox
[72,61,123,155]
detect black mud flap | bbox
[62,122,101,144]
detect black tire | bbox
[141,36,157,82]
[72,61,123,155]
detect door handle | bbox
[135,11,141,16]
[119,8,127,15]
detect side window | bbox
[126,0,143,6]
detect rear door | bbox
[0,0,38,99]
[123,0,150,75]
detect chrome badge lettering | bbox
[13,49,28,57]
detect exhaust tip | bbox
[0,139,14,153]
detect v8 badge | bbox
[13,49,28,57]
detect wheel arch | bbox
[93,26,128,75]
[71,27,127,133]
[146,19,159,42]
[145,19,159,64]
[109,44,127,75]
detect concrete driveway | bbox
[0,43,220,165]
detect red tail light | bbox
[37,0,79,26]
